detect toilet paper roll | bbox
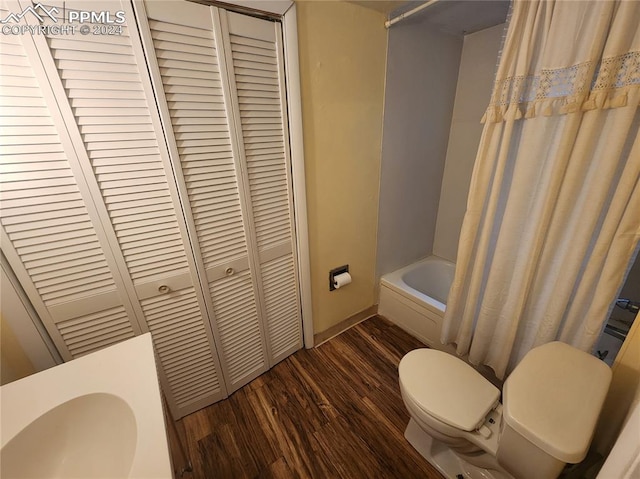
[333,272,352,289]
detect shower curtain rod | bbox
[385,0,440,29]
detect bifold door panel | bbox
[0,8,143,360]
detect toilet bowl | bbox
[399,342,611,479]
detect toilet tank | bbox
[497,342,611,479]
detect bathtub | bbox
[379,256,456,352]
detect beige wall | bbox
[1,264,58,384]
[296,1,387,334]
[1,315,35,385]
[433,24,504,262]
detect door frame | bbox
[281,4,314,349]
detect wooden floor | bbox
[175,316,444,479]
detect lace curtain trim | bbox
[482,50,640,123]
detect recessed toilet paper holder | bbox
[329,265,349,291]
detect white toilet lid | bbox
[399,349,500,432]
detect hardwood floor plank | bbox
[376,317,428,357]
[316,338,383,392]
[257,457,297,479]
[314,335,411,432]
[360,395,443,476]
[251,381,336,478]
[204,392,235,428]
[286,352,341,422]
[269,360,329,433]
[266,370,342,478]
[176,316,444,479]
[229,388,280,475]
[198,423,250,479]
[312,415,386,478]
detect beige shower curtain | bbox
[441,0,640,379]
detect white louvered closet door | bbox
[0,2,143,360]
[220,11,303,364]
[139,0,271,393]
[138,0,302,385]
[3,0,229,418]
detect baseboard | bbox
[313,304,378,347]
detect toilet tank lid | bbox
[399,349,500,431]
[502,342,612,464]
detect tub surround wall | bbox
[376,18,463,280]
[433,24,505,262]
[297,1,387,335]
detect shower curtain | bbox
[441,0,640,379]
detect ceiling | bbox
[405,0,510,35]
[347,1,409,15]
[347,0,510,35]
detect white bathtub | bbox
[379,256,456,351]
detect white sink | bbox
[1,334,172,478]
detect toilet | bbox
[399,342,611,479]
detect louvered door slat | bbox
[60,69,140,82]
[29,254,105,277]
[140,281,222,411]
[261,255,300,354]
[225,12,302,363]
[18,233,98,256]
[210,273,263,382]
[32,262,111,285]
[58,306,135,357]
[151,30,212,48]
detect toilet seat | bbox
[399,349,500,432]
